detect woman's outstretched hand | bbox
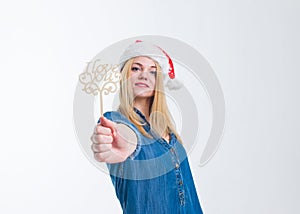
[91,116,137,163]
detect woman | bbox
[91,41,204,214]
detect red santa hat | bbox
[119,40,182,90]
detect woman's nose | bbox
[138,71,148,80]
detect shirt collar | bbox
[133,107,175,143]
[133,107,150,127]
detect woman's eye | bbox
[131,67,140,71]
[150,71,157,75]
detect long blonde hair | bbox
[118,57,182,143]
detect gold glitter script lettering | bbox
[79,59,121,115]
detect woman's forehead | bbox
[132,56,156,66]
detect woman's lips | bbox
[135,82,149,87]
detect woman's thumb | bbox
[100,116,116,132]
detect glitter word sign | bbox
[79,59,121,115]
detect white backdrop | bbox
[1,0,299,213]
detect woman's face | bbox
[129,56,157,99]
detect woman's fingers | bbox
[91,134,113,144]
[94,124,112,135]
[94,150,113,162]
[92,143,112,153]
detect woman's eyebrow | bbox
[132,62,157,68]
[132,62,142,67]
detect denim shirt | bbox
[101,109,204,214]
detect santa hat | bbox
[119,40,182,90]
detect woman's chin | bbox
[133,90,154,98]
[134,93,154,99]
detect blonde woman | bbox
[91,41,204,214]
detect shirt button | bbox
[179,180,183,185]
[175,163,180,169]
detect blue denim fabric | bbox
[101,109,204,214]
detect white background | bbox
[1,0,299,213]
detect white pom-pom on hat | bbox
[164,74,183,90]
